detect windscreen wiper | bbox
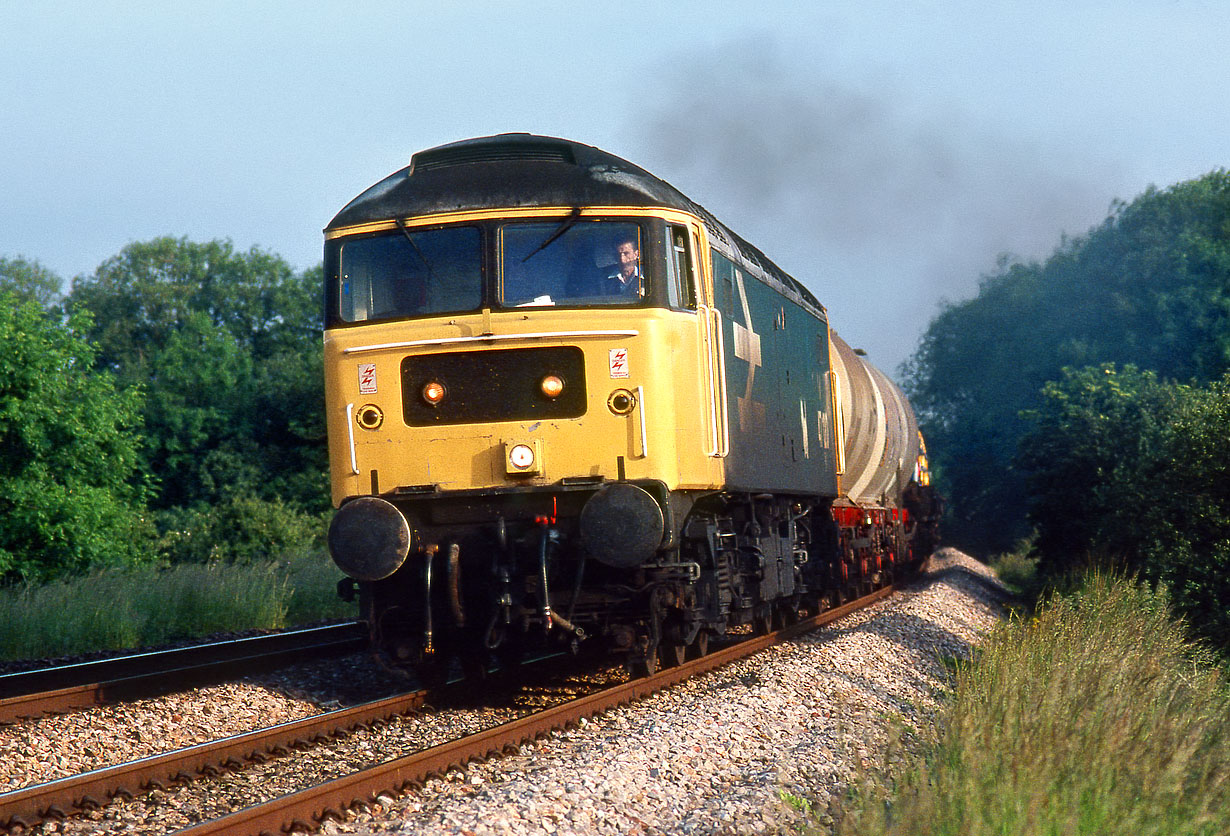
[521,207,582,263]
[395,218,432,272]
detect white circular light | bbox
[509,444,535,469]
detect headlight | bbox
[422,380,446,406]
[540,374,564,399]
[504,440,543,475]
[509,443,535,469]
[607,388,636,415]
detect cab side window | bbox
[665,224,696,309]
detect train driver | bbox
[601,235,644,298]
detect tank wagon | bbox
[323,133,935,680]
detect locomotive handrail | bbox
[696,304,721,457]
[710,306,730,457]
[342,330,640,355]
[345,402,360,475]
[635,384,648,458]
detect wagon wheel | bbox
[460,649,491,682]
[487,625,524,679]
[775,601,800,628]
[414,656,452,691]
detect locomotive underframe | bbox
[346,482,916,680]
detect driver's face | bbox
[617,242,639,278]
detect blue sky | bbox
[3,1,1227,375]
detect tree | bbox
[905,170,1230,555]
[0,256,62,309]
[67,238,328,512]
[1137,376,1230,646]
[1017,365,1179,574]
[902,259,1051,553]
[0,293,153,582]
[1019,366,1230,647]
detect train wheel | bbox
[775,601,800,628]
[830,582,848,605]
[460,650,490,682]
[659,642,687,669]
[629,652,658,678]
[753,607,773,636]
[687,629,710,660]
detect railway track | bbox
[0,584,894,835]
[0,622,367,725]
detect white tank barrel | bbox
[829,332,919,507]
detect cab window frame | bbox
[663,223,698,311]
[326,222,485,327]
[496,218,654,310]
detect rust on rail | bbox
[0,622,367,725]
[0,689,426,830]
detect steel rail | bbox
[172,584,896,836]
[0,622,367,724]
[0,688,428,830]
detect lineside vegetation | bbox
[2,245,352,661]
[907,169,1230,559]
[834,571,1230,836]
[0,548,351,662]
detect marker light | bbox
[540,374,564,399]
[356,404,384,429]
[422,380,446,406]
[607,389,636,415]
[509,444,535,470]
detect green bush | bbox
[1020,366,1230,648]
[988,544,1039,600]
[0,292,154,583]
[156,495,326,565]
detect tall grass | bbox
[838,573,1230,836]
[0,549,355,662]
[989,546,1039,599]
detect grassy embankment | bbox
[835,556,1230,836]
[0,550,355,662]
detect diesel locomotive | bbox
[323,134,936,680]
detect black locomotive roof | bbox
[327,133,823,315]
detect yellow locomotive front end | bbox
[323,197,728,678]
[325,210,722,504]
